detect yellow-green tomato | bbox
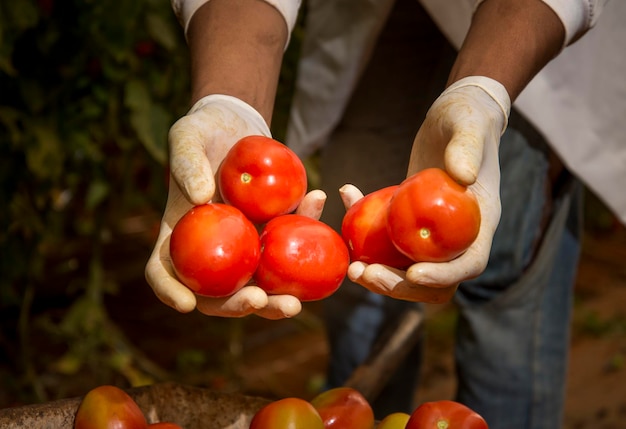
[249,397,324,429]
[376,412,411,429]
[74,385,147,429]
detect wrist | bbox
[443,76,511,135]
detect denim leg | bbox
[454,122,583,429]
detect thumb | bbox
[168,116,216,205]
[444,129,484,186]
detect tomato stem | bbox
[241,172,252,184]
[419,227,430,239]
[437,419,449,429]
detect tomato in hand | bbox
[376,412,411,429]
[170,203,260,298]
[74,385,147,429]
[341,186,414,269]
[250,397,325,429]
[387,168,481,263]
[254,214,350,301]
[310,387,375,429]
[406,400,488,429]
[218,135,308,224]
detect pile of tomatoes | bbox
[250,386,488,429]
[73,384,488,429]
[170,135,350,302]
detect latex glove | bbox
[347,76,511,303]
[145,94,327,319]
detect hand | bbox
[347,76,511,303]
[145,94,326,319]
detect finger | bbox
[338,184,364,210]
[168,116,216,205]
[296,189,327,220]
[444,128,484,186]
[406,240,490,287]
[145,251,197,313]
[195,286,269,317]
[255,295,303,320]
[348,262,457,304]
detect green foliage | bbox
[1,0,189,291]
[0,0,190,403]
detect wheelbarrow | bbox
[0,306,425,429]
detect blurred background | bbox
[1,2,625,428]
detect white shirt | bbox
[284,0,626,225]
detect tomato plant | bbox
[376,412,411,429]
[74,385,147,429]
[406,400,488,429]
[254,214,350,301]
[310,387,375,429]
[170,203,260,297]
[341,186,414,269]
[250,397,325,429]
[218,135,308,224]
[387,168,481,262]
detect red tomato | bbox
[74,385,147,429]
[376,412,411,429]
[406,400,488,429]
[387,168,481,262]
[310,387,375,429]
[250,397,325,429]
[169,203,260,298]
[218,135,308,224]
[341,186,414,269]
[254,214,350,301]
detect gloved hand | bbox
[145,94,326,319]
[346,76,511,303]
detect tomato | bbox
[170,203,260,297]
[376,412,411,429]
[254,214,350,301]
[218,135,308,224]
[341,186,414,269]
[310,387,375,429]
[250,397,325,429]
[405,400,488,429]
[387,168,481,263]
[74,385,147,429]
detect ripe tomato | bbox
[250,397,325,429]
[376,412,411,429]
[387,168,481,263]
[341,186,414,269]
[254,214,350,301]
[218,135,308,224]
[74,385,147,429]
[406,400,488,429]
[169,203,260,298]
[310,387,375,429]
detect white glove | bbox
[347,76,511,303]
[145,94,326,319]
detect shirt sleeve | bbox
[474,0,608,47]
[171,0,301,47]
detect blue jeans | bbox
[316,2,583,427]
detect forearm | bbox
[448,0,565,101]
[186,0,287,123]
